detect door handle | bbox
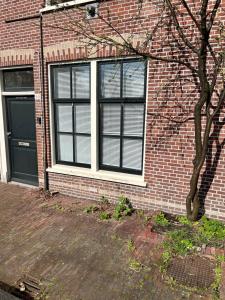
[7,132,11,137]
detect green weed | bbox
[197,216,225,245]
[129,258,143,272]
[153,212,170,227]
[113,195,134,220]
[99,211,111,220]
[84,205,99,214]
[127,239,135,252]
[177,215,192,226]
[211,255,225,298]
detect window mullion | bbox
[91,60,97,172]
[120,103,124,169]
[120,62,123,169]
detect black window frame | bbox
[51,63,91,168]
[98,59,147,175]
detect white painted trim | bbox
[2,91,35,96]
[47,165,147,187]
[142,59,149,177]
[41,0,97,12]
[90,60,97,172]
[0,72,9,182]
[48,56,141,67]
[48,64,56,166]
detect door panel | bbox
[7,97,38,185]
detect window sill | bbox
[47,165,147,187]
[40,0,97,13]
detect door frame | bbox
[0,66,36,185]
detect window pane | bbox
[122,139,142,170]
[100,63,121,98]
[53,67,70,99]
[75,105,90,134]
[75,136,91,164]
[4,69,34,91]
[102,137,120,167]
[58,134,73,162]
[102,104,121,135]
[56,104,73,133]
[124,104,144,137]
[72,65,90,99]
[123,61,145,98]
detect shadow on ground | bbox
[0,183,212,300]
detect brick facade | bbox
[0,0,224,220]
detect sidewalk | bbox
[0,183,212,299]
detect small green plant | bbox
[99,211,111,220]
[211,255,225,298]
[167,229,194,255]
[197,216,225,244]
[113,195,134,220]
[53,203,65,212]
[84,205,99,214]
[161,249,172,270]
[153,212,170,227]
[127,239,135,252]
[129,258,143,272]
[177,215,192,226]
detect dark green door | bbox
[6,96,38,186]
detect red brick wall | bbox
[0,0,224,220]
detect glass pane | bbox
[75,105,91,134]
[72,65,90,99]
[53,67,70,99]
[100,63,121,98]
[4,69,34,91]
[56,104,73,133]
[58,134,73,162]
[124,104,144,137]
[123,61,145,98]
[102,137,120,167]
[75,136,91,164]
[122,139,143,170]
[102,104,121,135]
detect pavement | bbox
[0,183,213,300]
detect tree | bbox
[48,0,225,220]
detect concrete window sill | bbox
[47,165,147,187]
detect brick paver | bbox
[0,183,211,300]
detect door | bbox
[6,96,38,185]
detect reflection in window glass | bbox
[102,104,121,135]
[53,67,70,99]
[58,134,73,162]
[76,136,91,164]
[123,61,145,98]
[102,137,120,167]
[4,69,34,91]
[56,104,73,133]
[72,66,90,99]
[100,63,121,98]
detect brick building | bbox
[0,1,224,219]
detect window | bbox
[3,68,34,91]
[52,64,91,167]
[98,60,146,175]
[51,59,147,175]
